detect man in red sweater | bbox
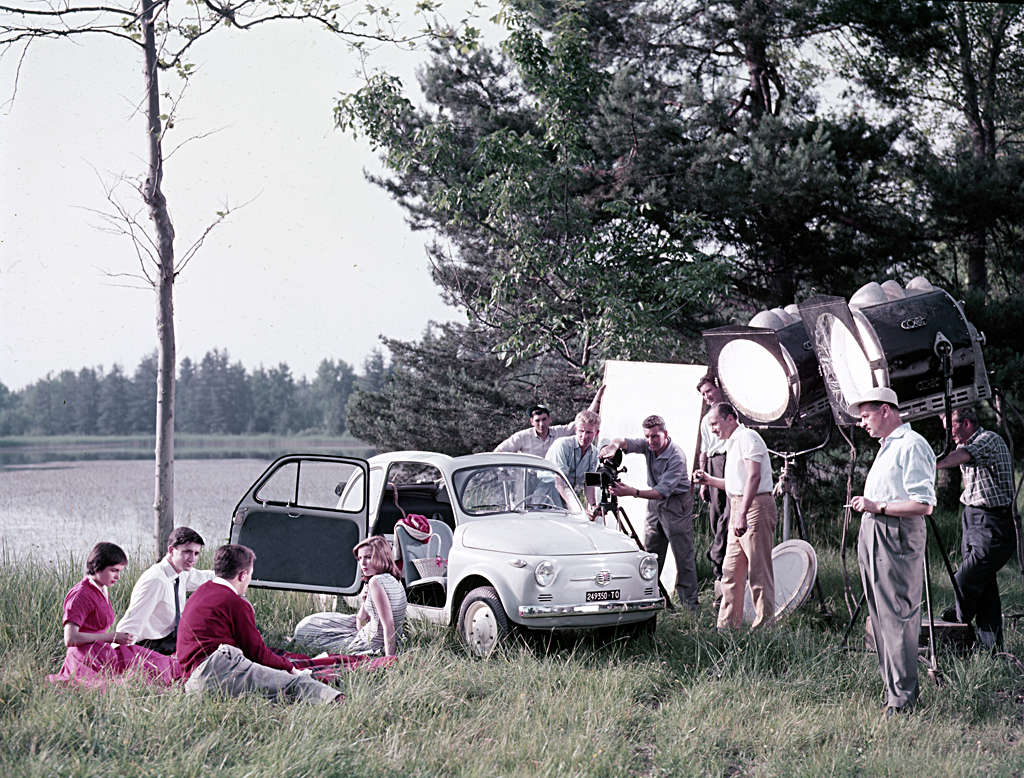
[176,544,341,704]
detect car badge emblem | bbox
[594,570,611,586]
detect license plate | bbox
[585,589,620,602]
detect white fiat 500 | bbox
[229,451,663,656]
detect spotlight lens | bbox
[718,340,790,423]
[828,318,874,401]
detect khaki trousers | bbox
[184,644,340,704]
[717,494,777,629]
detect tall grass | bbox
[2,535,1023,776]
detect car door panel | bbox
[229,455,369,595]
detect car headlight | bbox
[534,559,556,587]
[639,555,658,581]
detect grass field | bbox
[2,523,1023,778]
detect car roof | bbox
[367,450,553,471]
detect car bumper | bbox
[518,596,664,620]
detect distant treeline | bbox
[0,348,389,437]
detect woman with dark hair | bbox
[48,542,178,688]
[292,536,407,656]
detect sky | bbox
[0,1,497,391]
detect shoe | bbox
[940,606,957,623]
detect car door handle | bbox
[287,512,301,518]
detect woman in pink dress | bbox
[48,542,178,688]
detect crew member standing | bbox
[602,415,699,613]
[848,387,936,718]
[937,406,1017,651]
[693,402,776,630]
[696,374,730,590]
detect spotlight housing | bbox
[798,283,990,425]
[702,320,828,428]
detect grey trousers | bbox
[184,644,341,704]
[858,514,925,709]
[954,505,1016,650]
[644,490,698,611]
[706,453,730,577]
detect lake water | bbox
[0,458,270,565]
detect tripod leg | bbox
[614,507,675,611]
[923,544,943,685]
[925,513,967,614]
[791,494,831,620]
[840,592,866,650]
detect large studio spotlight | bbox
[702,305,829,428]
[798,277,990,425]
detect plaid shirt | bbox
[960,427,1014,508]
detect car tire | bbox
[457,586,511,658]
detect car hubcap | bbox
[464,601,498,656]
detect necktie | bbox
[173,576,181,627]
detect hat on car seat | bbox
[397,513,431,541]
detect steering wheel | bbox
[511,493,556,511]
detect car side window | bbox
[255,462,298,505]
[256,460,365,512]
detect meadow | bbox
[1,454,1023,776]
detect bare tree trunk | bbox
[142,0,176,557]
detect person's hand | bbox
[599,443,618,459]
[849,496,876,513]
[609,481,632,498]
[112,630,134,644]
[699,484,710,502]
[732,517,748,537]
[586,504,601,521]
[692,469,707,485]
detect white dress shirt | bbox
[117,558,215,640]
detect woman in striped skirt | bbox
[293,536,407,656]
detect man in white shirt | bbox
[494,385,605,457]
[693,402,777,629]
[117,526,216,654]
[848,387,936,718]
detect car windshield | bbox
[452,464,586,517]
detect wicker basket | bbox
[411,557,448,578]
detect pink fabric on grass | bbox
[47,577,178,690]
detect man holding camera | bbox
[848,387,935,718]
[546,409,602,518]
[937,406,1016,652]
[601,415,698,613]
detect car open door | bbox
[229,454,369,595]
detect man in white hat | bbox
[848,387,936,719]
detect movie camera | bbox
[584,449,626,515]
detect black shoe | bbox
[940,606,957,623]
[884,706,907,720]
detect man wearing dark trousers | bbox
[937,406,1017,651]
[602,415,699,613]
[697,374,730,593]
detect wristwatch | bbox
[878,502,887,516]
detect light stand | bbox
[769,428,833,619]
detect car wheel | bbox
[457,586,511,658]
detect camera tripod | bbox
[597,494,676,611]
